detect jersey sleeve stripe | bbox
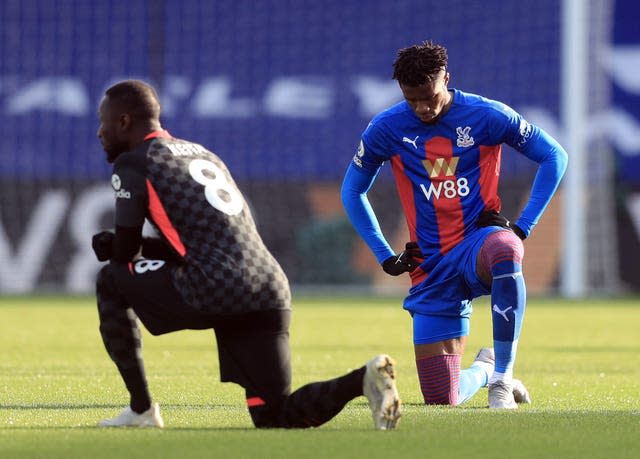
[145,179,187,257]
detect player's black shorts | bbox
[107,259,292,401]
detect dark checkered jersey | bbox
[111,134,291,314]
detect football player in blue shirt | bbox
[341,41,567,408]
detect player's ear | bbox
[118,113,132,131]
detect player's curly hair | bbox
[392,41,448,86]
[105,79,161,121]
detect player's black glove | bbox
[476,210,527,240]
[92,231,115,262]
[403,241,424,262]
[382,242,424,276]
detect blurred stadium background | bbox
[1,0,639,297]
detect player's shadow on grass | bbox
[2,401,491,412]
[0,403,236,410]
[402,401,491,410]
[0,403,121,410]
[0,425,258,431]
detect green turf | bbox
[1,295,639,459]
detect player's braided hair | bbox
[105,79,161,121]
[392,41,448,86]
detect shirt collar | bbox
[144,129,172,140]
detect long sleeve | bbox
[514,127,569,236]
[340,163,395,263]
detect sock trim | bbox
[247,397,266,407]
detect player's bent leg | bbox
[268,365,369,428]
[214,309,293,428]
[96,264,152,416]
[217,310,398,429]
[414,314,488,406]
[415,351,490,406]
[98,259,214,425]
[247,355,399,430]
[477,230,527,408]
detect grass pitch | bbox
[0,295,639,459]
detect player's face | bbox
[400,71,452,124]
[97,96,130,163]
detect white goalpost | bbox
[560,0,589,297]
[561,0,619,297]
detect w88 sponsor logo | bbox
[419,178,470,200]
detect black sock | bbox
[266,367,366,428]
[120,367,152,413]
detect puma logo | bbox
[402,135,419,149]
[492,304,513,322]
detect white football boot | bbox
[475,348,519,408]
[476,348,531,407]
[363,354,401,430]
[488,381,518,409]
[98,402,164,428]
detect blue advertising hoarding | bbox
[0,0,561,181]
[5,0,640,293]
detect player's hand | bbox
[92,231,115,261]
[403,241,424,262]
[476,210,526,240]
[382,242,424,276]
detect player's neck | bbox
[442,90,454,115]
[138,122,162,139]
[127,123,163,151]
[144,121,163,135]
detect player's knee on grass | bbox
[247,393,328,429]
[248,404,279,428]
[247,396,293,428]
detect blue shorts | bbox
[413,313,470,344]
[405,227,500,344]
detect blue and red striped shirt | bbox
[342,89,567,281]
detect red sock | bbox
[416,354,461,405]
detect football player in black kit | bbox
[92,79,401,429]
